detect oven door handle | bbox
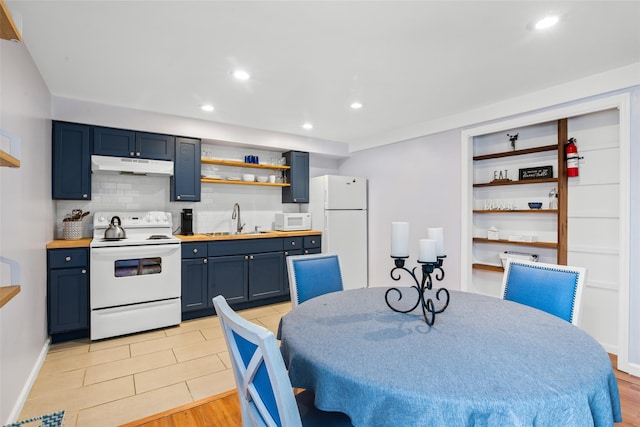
[90,244,181,257]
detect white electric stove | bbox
[89,211,181,340]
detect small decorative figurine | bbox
[507,133,519,151]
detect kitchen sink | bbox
[202,232,232,236]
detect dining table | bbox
[278,287,622,427]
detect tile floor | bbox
[18,302,291,427]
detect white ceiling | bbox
[7,1,640,150]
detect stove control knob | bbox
[146,214,152,222]
[155,216,161,222]
[98,216,106,223]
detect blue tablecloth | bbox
[279,288,621,427]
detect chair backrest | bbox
[212,295,302,427]
[286,253,343,308]
[500,259,586,325]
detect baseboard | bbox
[6,337,51,423]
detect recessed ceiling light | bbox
[233,70,251,80]
[302,123,313,130]
[350,102,363,110]
[201,104,214,112]
[535,15,559,30]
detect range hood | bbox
[91,155,173,176]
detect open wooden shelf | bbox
[472,263,504,273]
[1,1,22,42]
[0,149,20,167]
[201,178,290,187]
[473,209,558,214]
[473,237,558,249]
[0,286,20,308]
[473,177,557,188]
[202,158,290,170]
[473,144,558,161]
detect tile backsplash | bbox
[54,145,303,239]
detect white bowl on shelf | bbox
[242,174,256,182]
[256,176,268,183]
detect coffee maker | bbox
[181,209,194,236]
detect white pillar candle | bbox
[419,239,437,262]
[391,222,409,257]
[427,227,445,256]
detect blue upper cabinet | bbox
[136,132,175,161]
[52,121,91,200]
[93,126,175,161]
[282,150,309,203]
[171,137,201,201]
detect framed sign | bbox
[519,165,553,180]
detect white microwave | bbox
[274,213,312,231]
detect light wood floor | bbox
[123,355,640,427]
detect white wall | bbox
[338,129,462,291]
[0,40,53,423]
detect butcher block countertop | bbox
[176,230,322,242]
[46,238,92,249]
[46,231,321,248]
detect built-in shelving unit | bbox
[470,119,568,273]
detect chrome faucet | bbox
[232,203,245,234]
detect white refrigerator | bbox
[308,175,368,289]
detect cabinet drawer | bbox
[304,236,321,249]
[48,248,88,269]
[283,237,303,251]
[209,238,283,256]
[182,243,208,259]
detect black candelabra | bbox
[385,255,450,325]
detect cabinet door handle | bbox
[203,259,207,264]
[136,152,141,157]
[193,248,198,254]
[82,194,88,199]
[81,269,87,274]
[177,195,181,200]
[249,255,254,260]
[284,251,288,256]
[311,240,316,244]
[305,250,309,254]
[245,256,249,260]
[65,256,71,262]
[291,242,296,246]
[130,151,135,156]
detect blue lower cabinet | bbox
[181,257,208,312]
[208,255,249,304]
[282,235,321,294]
[47,248,89,338]
[248,252,284,300]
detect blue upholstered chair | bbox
[500,259,586,325]
[212,295,352,427]
[286,253,344,308]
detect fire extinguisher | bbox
[565,137,580,177]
